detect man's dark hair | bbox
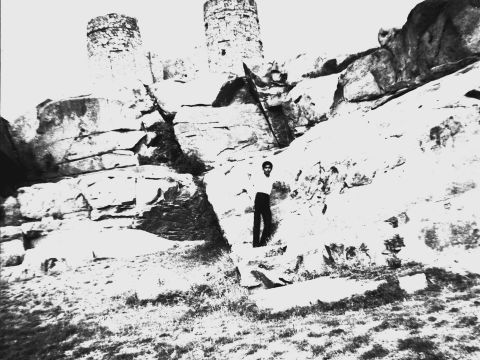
[262,161,273,169]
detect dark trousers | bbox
[253,193,271,247]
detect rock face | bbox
[205,60,480,277]
[336,0,480,104]
[9,96,148,178]
[0,118,26,197]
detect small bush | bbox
[311,345,325,356]
[456,316,478,327]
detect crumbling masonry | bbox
[87,13,151,88]
[204,0,264,75]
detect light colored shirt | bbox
[251,172,275,195]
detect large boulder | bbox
[336,49,397,102]
[0,240,25,267]
[336,0,480,105]
[32,96,140,141]
[10,96,147,178]
[282,74,340,136]
[380,0,480,83]
[174,104,277,167]
[2,225,178,281]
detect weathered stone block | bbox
[175,104,276,166]
[0,240,25,267]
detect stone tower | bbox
[87,13,150,89]
[204,0,264,75]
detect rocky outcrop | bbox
[264,50,378,86]
[337,49,398,102]
[336,0,480,104]
[138,178,223,242]
[205,60,480,280]
[0,165,223,253]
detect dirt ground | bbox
[1,241,480,360]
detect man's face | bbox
[263,165,272,177]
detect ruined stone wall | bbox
[87,13,151,89]
[204,0,264,75]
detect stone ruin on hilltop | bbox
[86,0,265,89]
[1,0,480,307]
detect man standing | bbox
[248,161,274,247]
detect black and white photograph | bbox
[1,0,480,359]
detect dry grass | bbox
[1,241,480,360]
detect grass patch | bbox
[154,341,194,359]
[343,334,371,353]
[397,337,447,360]
[0,304,110,360]
[360,344,389,359]
[373,315,425,332]
[179,241,230,266]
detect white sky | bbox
[0,0,423,120]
